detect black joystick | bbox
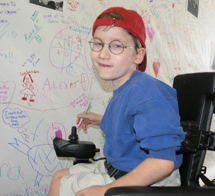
[69,126,79,142]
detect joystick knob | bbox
[69,126,79,142]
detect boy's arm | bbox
[107,158,174,188]
[76,112,103,131]
[76,158,175,196]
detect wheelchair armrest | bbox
[177,121,215,155]
[105,186,215,196]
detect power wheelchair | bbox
[53,72,215,195]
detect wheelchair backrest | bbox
[173,72,215,186]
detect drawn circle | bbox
[49,25,82,69]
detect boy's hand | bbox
[75,185,108,196]
[76,112,103,131]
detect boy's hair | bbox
[99,12,142,50]
[92,7,147,72]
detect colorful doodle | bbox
[0,160,24,181]
[0,81,16,112]
[9,137,70,187]
[2,108,30,128]
[49,26,82,70]
[19,70,39,104]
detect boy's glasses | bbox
[88,38,136,55]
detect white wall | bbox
[0,0,214,195]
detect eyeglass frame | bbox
[88,38,138,55]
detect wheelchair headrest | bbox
[173,72,215,122]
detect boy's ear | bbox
[134,48,146,65]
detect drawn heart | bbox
[55,130,62,139]
[147,27,155,42]
[153,61,160,77]
[0,81,16,112]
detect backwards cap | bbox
[92,7,147,72]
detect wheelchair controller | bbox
[53,126,100,164]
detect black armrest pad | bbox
[105,186,215,196]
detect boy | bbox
[48,7,185,196]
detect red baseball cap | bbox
[92,7,147,72]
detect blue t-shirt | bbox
[100,70,185,172]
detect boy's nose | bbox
[98,44,111,58]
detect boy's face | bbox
[91,26,144,89]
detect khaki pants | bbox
[60,160,181,196]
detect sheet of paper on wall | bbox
[187,0,199,18]
[29,0,64,12]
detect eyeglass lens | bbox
[89,38,125,54]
